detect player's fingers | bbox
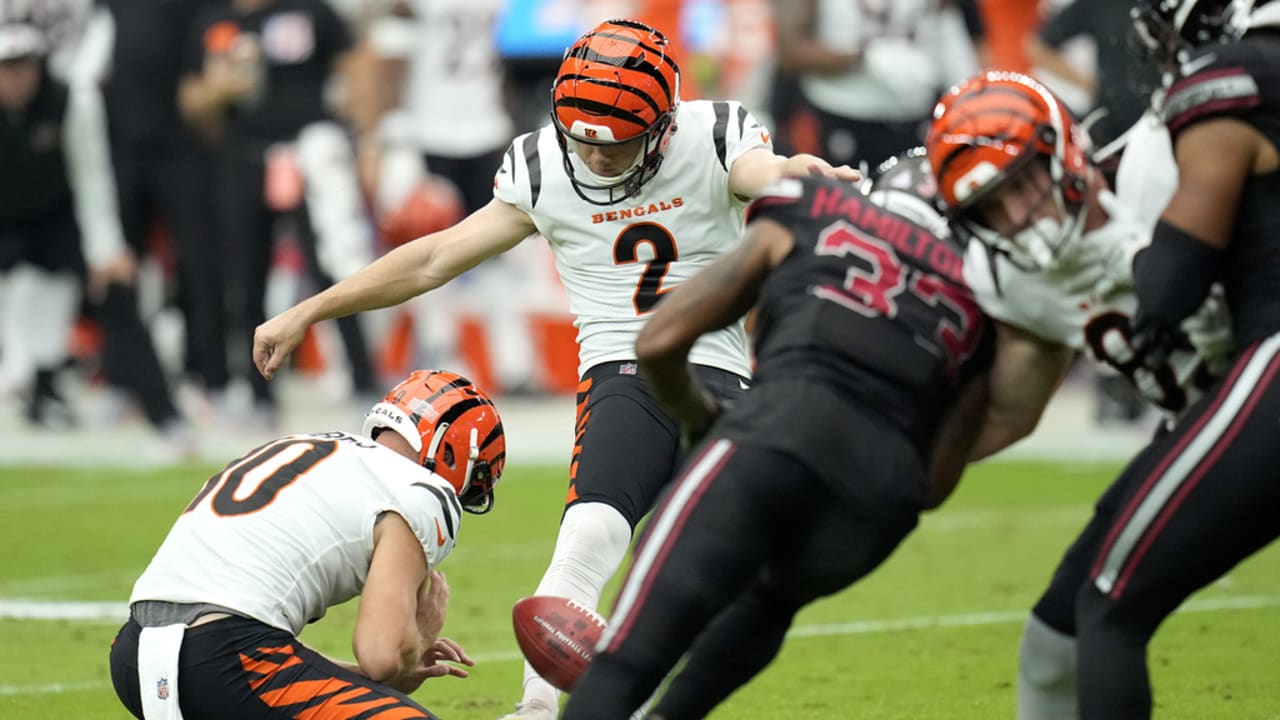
[252,343,272,379]
[438,637,473,665]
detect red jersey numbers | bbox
[813,220,983,373]
[813,222,906,317]
[614,222,678,314]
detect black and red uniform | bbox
[563,176,993,719]
[1075,34,1280,718]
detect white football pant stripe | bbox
[600,438,734,650]
[1095,332,1280,594]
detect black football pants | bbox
[562,439,916,720]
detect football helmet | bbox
[866,147,949,238]
[551,18,681,205]
[1131,0,1236,66]
[363,370,505,514]
[926,71,1092,271]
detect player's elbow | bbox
[354,634,420,684]
[358,646,417,685]
[970,410,1041,461]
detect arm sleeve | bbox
[62,81,126,267]
[388,476,462,568]
[721,101,773,172]
[1162,47,1262,138]
[492,132,538,212]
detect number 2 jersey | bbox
[129,432,461,635]
[719,176,993,464]
[493,100,770,379]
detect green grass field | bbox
[2,459,1278,719]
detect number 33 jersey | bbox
[129,432,462,635]
[494,99,769,378]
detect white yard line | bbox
[5,594,1278,697]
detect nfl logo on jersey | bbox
[620,363,638,376]
[156,678,169,700]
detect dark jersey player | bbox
[561,165,999,719]
[1074,1,1280,716]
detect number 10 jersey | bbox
[129,433,461,635]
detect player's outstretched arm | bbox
[637,218,793,443]
[727,147,861,200]
[253,199,536,379]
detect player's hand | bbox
[415,570,449,642]
[87,250,136,302]
[783,153,861,184]
[1131,311,1181,373]
[420,637,474,679]
[1066,190,1146,299]
[1181,286,1234,376]
[253,308,310,380]
[679,389,723,451]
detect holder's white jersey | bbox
[494,100,768,378]
[964,112,1230,416]
[130,432,461,635]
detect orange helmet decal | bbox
[926,71,1094,271]
[363,370,506,514]
[926,70,1088,213]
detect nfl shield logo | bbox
[156,678,170,700]
[620,363,638,376]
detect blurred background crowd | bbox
[0,0,1160,460]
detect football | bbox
[511,595,607,692]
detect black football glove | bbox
[1130,311,1182,373]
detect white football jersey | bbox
[402,0,512,157]
[130,432,461,635]
[494,99,769,378]
[965,112,1229,415]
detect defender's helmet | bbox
[551,18,680,205]
[1131,0,1237,67]
[363,370,505,514]
[926,71,1092,271]
[866,147,948,238]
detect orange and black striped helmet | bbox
[926,71,1092,270]
[363,370,505,514]
[552,18,681,204]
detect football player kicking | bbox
[109,370,503,719]
[562,159,1006,718]
[924,64,1237,718]
[251,18,858,719]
